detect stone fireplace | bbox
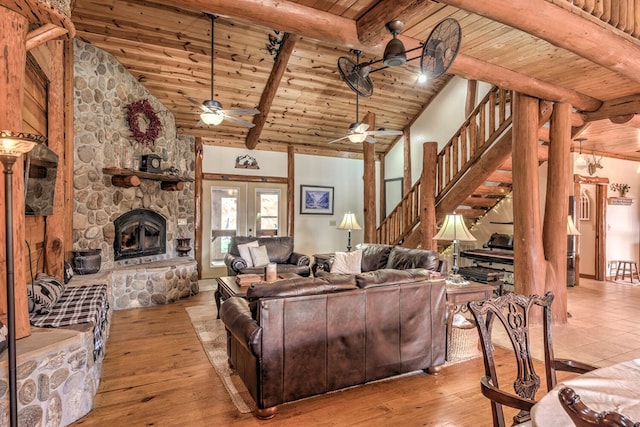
[114,208,167,260]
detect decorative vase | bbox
[619,191,627,198]
[176,238,191,256]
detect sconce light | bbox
[0,130,45,427]
[574,138,587,168]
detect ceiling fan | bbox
[337,18,462,97]
[187,14,259,128]
[329,51,403,144]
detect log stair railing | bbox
[376,86,514,246]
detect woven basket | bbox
[448,318,482,361]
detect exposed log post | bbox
[63,39,75,261]
[194,137,203,279]
[544,101,572,323]
[379,156,385,220]
[465,80,477,117]
[594,183,607,280]
[0,7,31,339]
[573,180,581,286]
[246,34,297,149]
[421,142,438,250]
[512,93,546,298]
[287,145,294,237]
[362,112,376,243]
[403,128,411,196]
[45,40,65,281]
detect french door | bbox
[201,180,286,277]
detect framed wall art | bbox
[300,185,334,215]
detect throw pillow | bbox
[27,273,65,315]
[249,245,270,268]
[330,250,362,275]
[237,240,259,267]
[0,321,7,353]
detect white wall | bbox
[201,146,373,257]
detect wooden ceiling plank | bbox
[438,0,640,89]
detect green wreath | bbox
[125,99,162,146]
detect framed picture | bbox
[300,185,334,215]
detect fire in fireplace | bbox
[114,208,167,260]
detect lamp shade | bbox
[0,131,44,157]
[337,212,362,231]
[567,215,580,235]
[433,213,476,242]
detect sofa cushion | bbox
[330,250,362,274]
[249,245,270,267]
[237,240,259,267]
[386,246,439,270]
[246,276,357,300]
[355,268,433,289]
[27,273,65,314]
[358,243,393,272]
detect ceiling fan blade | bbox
[327,135,349,144]
[188,97,211,112]
[222,108,261,116]
[369,129,403,136]
[353,123,369,133]
[365,135,377,144]
[223,115,256,128]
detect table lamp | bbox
[0,130,44,427]
[433,212,476,283]
[337,212,361,251]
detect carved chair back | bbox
[559,387,640,427]
[469,292,558,427]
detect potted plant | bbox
[610,183,630,197]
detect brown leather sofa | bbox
[223,236,311,277]
[219,271,446,419]
[315,243,447,275]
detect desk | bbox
[445,282,497,360]
[531,358,640,426]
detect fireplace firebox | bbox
[114,209,167,260]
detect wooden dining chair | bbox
[468,292,597,427]
[558,387,640,427]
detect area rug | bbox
[185,305,256,413]
[611,279,640,286]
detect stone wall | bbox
[73,39,195,270]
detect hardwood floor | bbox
[71,278,640,426]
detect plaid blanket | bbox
[30,284,109,360]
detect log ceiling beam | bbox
[582,94,640,122]
[438,0,640,89]
[159,0,601,112]
[246,33,297,149]
[26,24,68,51]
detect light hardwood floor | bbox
[71,278,640,426]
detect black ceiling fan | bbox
[187,14,259,128]
[329,52,402,144]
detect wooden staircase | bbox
[376,86,549,248]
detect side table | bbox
[445,281,498,360]
[214,276,247,319]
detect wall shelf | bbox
[103,167,194,191]
[608,197,633,206]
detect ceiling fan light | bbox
[417,73,428,84]
[383,37,407,67]
[201,111,224,126]
[348,133,368,143]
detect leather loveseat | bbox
[315,243,447,275]
[224,236,311,277]
[219,271,446,419]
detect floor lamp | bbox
[337,212,361,252]
[0,131,43,426]
[433,212,476,283]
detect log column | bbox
[421,142,438,250]
[544,101,572,322]
[512,93,545,298]
[362,112,376,243]
[0,7,31,338]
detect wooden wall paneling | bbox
[44,40,65,280]
[0,7,31,338]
